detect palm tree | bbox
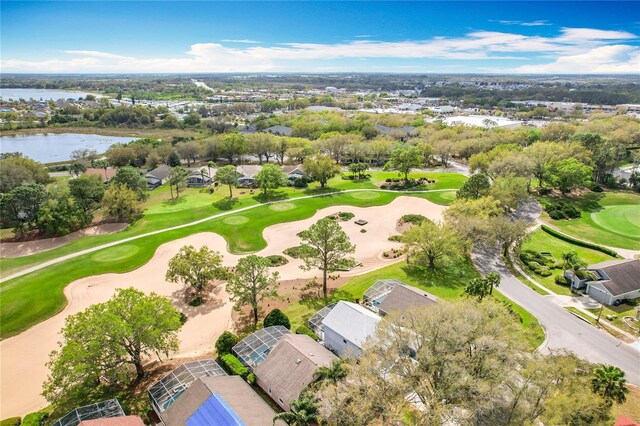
[315,359,347,385]
[486,272,500,296]
[273,393,319,426]
[561,250,587,287]
[591,365,629,405]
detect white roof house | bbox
[320,301,381,358]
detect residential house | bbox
[146,164,171,189]
[320,301,381,358]
[186,166,212,188]
[84,167,116,183]
[233,326,292,369]
[263,125,292,136]
[281,165,305,183]
[571,259,640,305]
[159,376,285,426]
[363,279,437,316]
[254,334,338,411]
[235,164,263,187]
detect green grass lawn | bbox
[539,191,640,250]
[586,304,639,336]
[0,183,466,339]
[0,171,465,278]
[519,229,616,295]
[282,259,544,351]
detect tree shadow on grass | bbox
[162,196,188,207]
[303,187,341,196]
[298,278,354,312]
[252,190,289,203]
[213,197,239,211]
[544,192,605,213]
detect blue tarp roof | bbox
[186,394,245,426]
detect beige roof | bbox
[162,376,284,426]
[254,334,337,410]
[378,285,436,315]
[85,167,116,180]
[78,417,144,426]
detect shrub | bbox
[538,266,552,277]
[555,274,570,286]
[220,353,249,378]
[590,184,604,192]
[264,309,291,329]
[360,228,367,233]
[388,235,402,242]
[21,412,48,426]
[0,418,21,426]
[338,211,355,221]
[179,312,188,325]
[188,296,204,307]
[266,255,288,267]
[283,246,305,259]
[538,187,552,195]
[215,331,238,355]
[540,225,618,257]
[400,214,428,225]
[295,325,319,340]
[292,177,309,188]
[385,178,392,182]
[380,184,388,189]
[544,201,581,220]
[246,372,256,384]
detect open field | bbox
[0,172,465,277]
[0,196,445,418]
[282,260,545,351]
[519,229,617,295]
[540,191,640,250]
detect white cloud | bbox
[497,20,551,27]
[512,45,640,74]
[2,27,638,73]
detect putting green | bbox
[269,203,295,211]
[349,191,381,200]
[590,205,640,238]
[222,216,249,225]
[91,245,140,263]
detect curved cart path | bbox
[0,196,445,418]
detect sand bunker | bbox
[0,196,445,418]
[0,223,129,258]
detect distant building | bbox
[85,167,116,183]
[186,166,212,188]
[146,164,171,189]
[255,334,337,411]
[263,125,292,136]
[444,115,522,130]
[320,301,381,358]
[235,164,263,187]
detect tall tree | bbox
[101,184,141,222]
[464,272,501,301]
[43,288,182,410]
[303,154,340,188]
[489,216,531,256]
[0,182,47,237]
[219,133,248,164]
[0,156,51,193]
[298,218,356,300]
[166,245,228,297]
[456,173,491,200]
[489,175,529,212]
[216,165,238,198]
[226,255,279,328]
[254,163,288,195]
[167,166,188,199]
[549,158,593,194]
[401,220,464,270]
[591,365,629,405]
[112,166,148,200]
[68,174,104,218]
[384,143,423,181]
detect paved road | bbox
[475,199,640,385]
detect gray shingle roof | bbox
[589,259,640,296]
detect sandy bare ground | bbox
[0,223,129,258]
[0,196,444,418]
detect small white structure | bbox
[320,301,381,358]
[444,115,522,130]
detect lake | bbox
[0,88,100,101]
[0,133,136,163]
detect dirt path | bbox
[0,223,129,258]
[0,196,445,418]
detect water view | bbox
[0,88,100,101]
[0,133,135,163]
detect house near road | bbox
[363,279,437,316]
[254,334,338,411]
[571,259,640,305]
[263,125,292,136]
[235,165,263,187]
[281,165,305,183]
[158,376,285,426]
[146,164,171,189]
[320,301,381,358]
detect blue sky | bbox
[1,1,639,74]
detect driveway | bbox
[473,198,640,385]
